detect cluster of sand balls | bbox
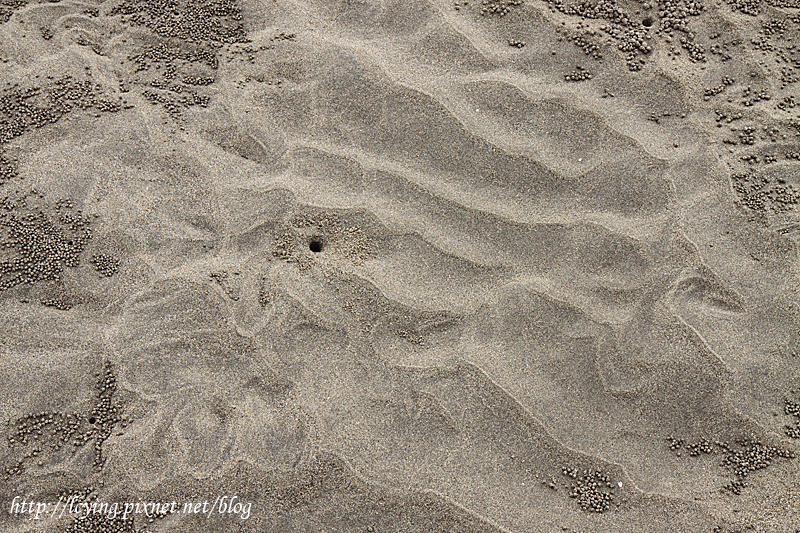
[130,41,219,71]
[0,152,15,183]
[703,76,735,99]
[653,0,707,63]
[481,0,523,16]
[715,110,744,124]
[0,0,26,25]
[722,479,748,495]
[543,0,677,71]
[5,361,123,478]
[785,396,800,438]
[737,126,757,145]
[0,195,93,291]
[6,411,82,462]
[728,0,761,15]
[182,75,215,86]
[88,361,122,470]
[257,275,272,308]
[40,292,78,311]
[565,67,593,81]
[91,253,120,277]
[570,33,603,59]
[778,96,797,111]
[58,486,96,507]
[615,25,651,55]
[547,0,631,25]
[562,467,615,513]
[659,0,705,32]
[719,437,795,478]
[273,212,372,269]
[666,436,684,451]
[666,436,715,457]
[57,484,138,532]
[667,433,796,493]
[125,37,224,118]
[109,0,247,45]
[597,24,651,70]
[0,76,123,145]
[142,88,209,116]
[63,515,136,533]
[741,87,771,107]
[0,76,123,192]
[730,170,800,214]
[679,35,706,61]
[686,438,714,456]
[761,18,787,37]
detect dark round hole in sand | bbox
[309,238,323,253]
[88,417,96,424]
[642,17,654,27]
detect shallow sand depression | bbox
[0,0,799,532]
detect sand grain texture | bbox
[0,0,799,531]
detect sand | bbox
[0,0,799,531]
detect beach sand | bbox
[0,0,799,531]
